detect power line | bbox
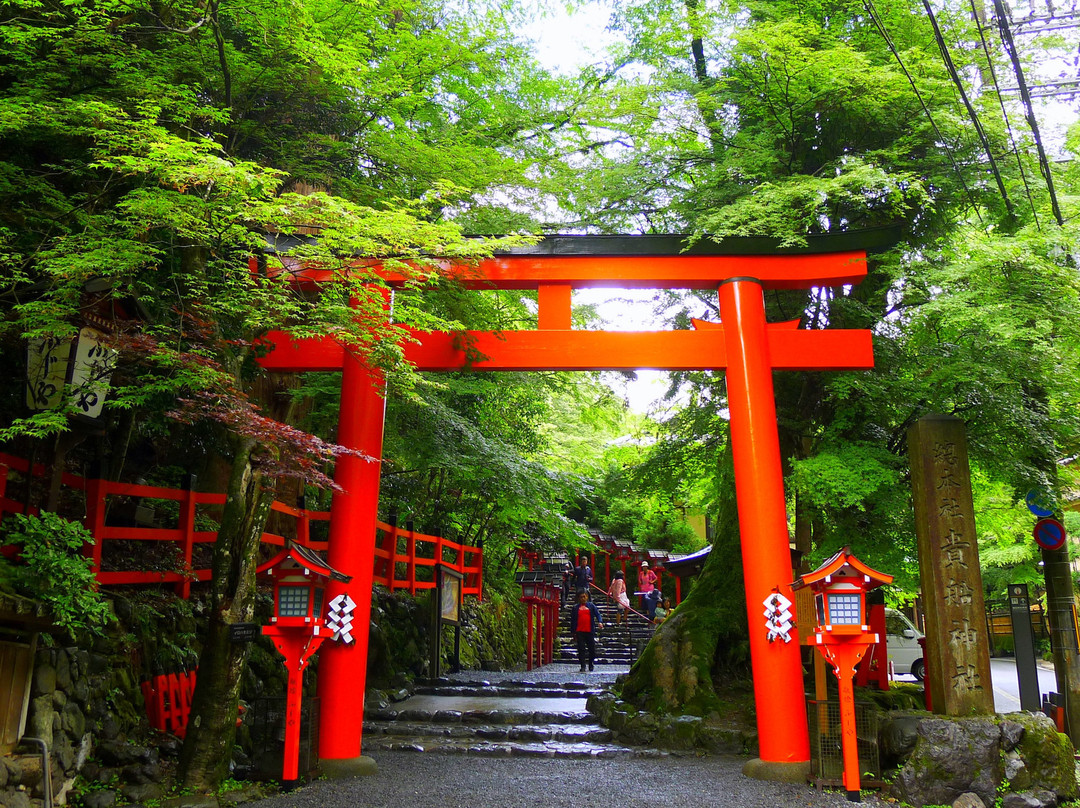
[862,0,985,227]
[922,0,1016,221]
[1012,21,1080,33]
[992,0,1066,225]
[998,78,1080,97]
[968,0,1042,228]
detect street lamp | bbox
[515,571,545,670]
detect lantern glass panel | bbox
[827,593,862,625]
[278,585,310,617]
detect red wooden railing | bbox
[141,669,197,737]
[0,452,482,599]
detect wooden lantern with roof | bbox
[793,547,893,803]
[257,544,350,786]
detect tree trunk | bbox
[178,433,275,791]
[619,443,749,714]
[178,370,306,790]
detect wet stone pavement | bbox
[247,662,890,808]
[361,664,642,759]
[248,751,890,808]
[253,598,891,807]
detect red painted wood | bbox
[407,528,417,596]
[317,355,386,761]
[272,251,867,291]
[538,284,572,330]
[0,450,481,598]
[525,606,534,671]
[260,327,873,373]
[177,487,198,599]
[719,279,810,764]
[84,475,107,572]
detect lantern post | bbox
[257,545,351,786]
[793,547,893,802]
[515,571,543,670]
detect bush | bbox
[0,511,110,634]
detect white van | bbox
[885,608,925,681]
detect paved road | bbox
[248,751,891,808]
[989,657,1057,713]
[891,657,1057,714]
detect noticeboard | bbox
[431,564,464,679]
[438,565,464,625]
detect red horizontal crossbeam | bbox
[260,327,874,372]
[273,251,867,291]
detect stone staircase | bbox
[556,587,655,667]
[362,677,667,758]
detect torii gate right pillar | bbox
[719,278,811,774]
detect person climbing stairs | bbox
[556,584,656,668]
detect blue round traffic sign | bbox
[1033,517,1066,551]
[1026,489,1055,519]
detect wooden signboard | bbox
[0,638,35,754]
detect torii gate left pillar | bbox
[316,353,386,771]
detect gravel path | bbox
[246,751,891,808]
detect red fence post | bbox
[297,501,311,548]
[407,526,417,596]
[177,670,195,737]
[177,475,197,599]
[525,605,533,671]
[388,523,400,590]
[476,543,484,601]
[83,474,107,574]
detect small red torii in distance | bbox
[257,234,876,779]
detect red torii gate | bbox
[259,235,875,777]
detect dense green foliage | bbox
[539,0,1080,598]
[0,512,110,633]
[1,0,1079,749]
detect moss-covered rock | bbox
[889,714,1078,808]
[655,714,702,750]
[1009,712,1078,800]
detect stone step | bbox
[558,637,649,647]
[556,649,642,657]
[412,684,606,699]
[557,650,637,660]
[359,736,669,759]
[368,707,597,725]
[362,721,614,744]
[420,678,596,692]
[429,678,596,691]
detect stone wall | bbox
[5,641,153,808]
[1,586,525,806]
[366,587,526,688]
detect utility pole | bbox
[1041,543,1080,746]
